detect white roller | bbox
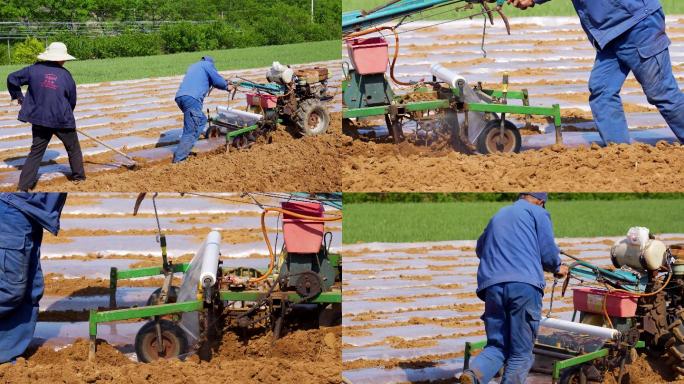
[217,106,263,121]
[541,317,620,340]
[199,231,221,288]
[430,63,467,89]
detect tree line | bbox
[0,0,340,64]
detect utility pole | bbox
[311,0,314,23]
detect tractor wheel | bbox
[665,310,684,373]
[559,367,583,384]
[146,286,179,306]
[135,319,188,363]
[476,119,521,154]
[295,99,330,136]
[559,365,603,384]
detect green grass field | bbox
[0,40,340,91]
[343,199,684,243]
[342,0,684,17]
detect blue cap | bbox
[202,56,214,63]
[521,193,548,202]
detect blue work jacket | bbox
[0,193,67,235]
[175,58,228,103]
[475,199,561,300]
[536,0,665,51]
[6,62,77,129]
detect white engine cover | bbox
[266,61,294,84]
[611,227,667,272]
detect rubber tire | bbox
[145,286,179,306]
[559,367,582,384]
[666,312,684,374]
[134,319,188,363]
[475,119,522,155]
[295,99,330,136]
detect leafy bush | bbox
[55,32,163,59]
[0,49,9,66]
[12,38,44,64]
[0,0,341,61]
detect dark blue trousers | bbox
[0,199,44,363]
[589,10,684,144]
[173,95,207,163]
[464,282,543,384]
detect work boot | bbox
[459,373,475,384]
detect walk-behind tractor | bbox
[206,62,333,151]
[87,193,342,362]
[342,0,563,154]
[465,227,684,383]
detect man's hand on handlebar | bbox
[554,264,569,279]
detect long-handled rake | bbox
[76,128,137,169]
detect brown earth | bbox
[0,327,341,384]
[30,113,344,192]
[43,273,182,296]
[54,227,267,245]
[342,140,684,192]
[604,353,684,384]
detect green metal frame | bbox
[342,86,563,139]
[342,99,450,119]
[227,124,259,138]
[94,253,343,340]
[464,339,645,383]
[467,102,562,128]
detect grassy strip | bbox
[342,0,684,18]
[343,199,684,243]
[0,40,340,91]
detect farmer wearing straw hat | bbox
[6,42,85,191]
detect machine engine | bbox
[611,227,668,272]
[561,227,684,380]
[207,61,332,146]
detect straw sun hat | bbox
[37,42,77,62]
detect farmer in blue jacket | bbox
[6,42,85,191]
[508,0,684,145]
[0,192,67,363]
[460,193,567,384]
[173,56,230,163]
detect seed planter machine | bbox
[88,193,342,362]
[465,227,684,383]
[342,0,563,154]
[205,62,333,151]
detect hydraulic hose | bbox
[250,207,342,284]
[560,250,673,328]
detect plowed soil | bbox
[341,140,684,192]
[604,353,684,384]
[35,113,344,192]
[0,326,341,384]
